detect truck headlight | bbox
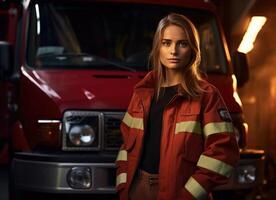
[237,165,256,184]
[69,125,95,146]
[67,167,92,189]
[62,111,102,151]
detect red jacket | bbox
[116,71,239,200]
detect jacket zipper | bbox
[158,94,179,196]
[131,93,178,190]
[159,93,178,159]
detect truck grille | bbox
[104,112,124,150]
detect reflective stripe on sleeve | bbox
[175,121,201,134]
[116,173,127,187]
[197,154,234,177]
[185,177,207,200]
[116,150,127,162]
[203,122,233,137]
[122,112,143,130]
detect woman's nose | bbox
[170,44,178,55]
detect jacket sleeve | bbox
[115,93,137,200]
[182,88,240,200]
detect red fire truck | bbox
[0,0,265,199]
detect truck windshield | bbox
[27,2,228,74]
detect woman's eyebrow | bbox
[177,39,189,43]
[162,39,189,42]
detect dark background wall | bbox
[215,0,276,161]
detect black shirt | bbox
[139,85,178,173]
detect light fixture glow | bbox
[35,4,41,35]
[238,16,267,54]
[38,120,60,124]
[232,75,242,107]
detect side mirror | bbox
[232,51,249,88]
[0,41,13,80]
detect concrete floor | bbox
[0,166,8,200]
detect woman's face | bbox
[159,25,192,71]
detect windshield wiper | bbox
[95,56,136,72]
[37,53,137,72]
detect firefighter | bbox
[116,13,239,200]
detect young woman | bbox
[116,13,239,200]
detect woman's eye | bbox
[162,41,170,46]
[179,41,188,47]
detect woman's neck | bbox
[162,69,182,87]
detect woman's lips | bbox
[168,58,180,63]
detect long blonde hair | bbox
[149,13,203,99]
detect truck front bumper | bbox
[12,149,265,193]
[11,152,117,193]
[215,149,265,191]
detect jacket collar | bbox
[134,70,187,98]
[134,70,156,92]
[132,71,156,109]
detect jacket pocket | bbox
[183,134,203,163]
[182,148,202,164]
[177,111,203,163]
[179,106,201,119]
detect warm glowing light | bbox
[232,75,243,107]
[35,4,41,35]
[238,16,267,54]
[271,76,276,99]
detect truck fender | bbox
[11,121,31,152]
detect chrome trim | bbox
[12,158,117,193]
[38,120,60,124]
[102,112,124,150]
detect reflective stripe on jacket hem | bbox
[197,154,233,177]
[116,150,127,161]
[184,177,207,200]
[116,173,127,187]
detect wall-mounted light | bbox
[35,4,41,35]
[238,16,267,54]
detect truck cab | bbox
[0,0,265,199]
